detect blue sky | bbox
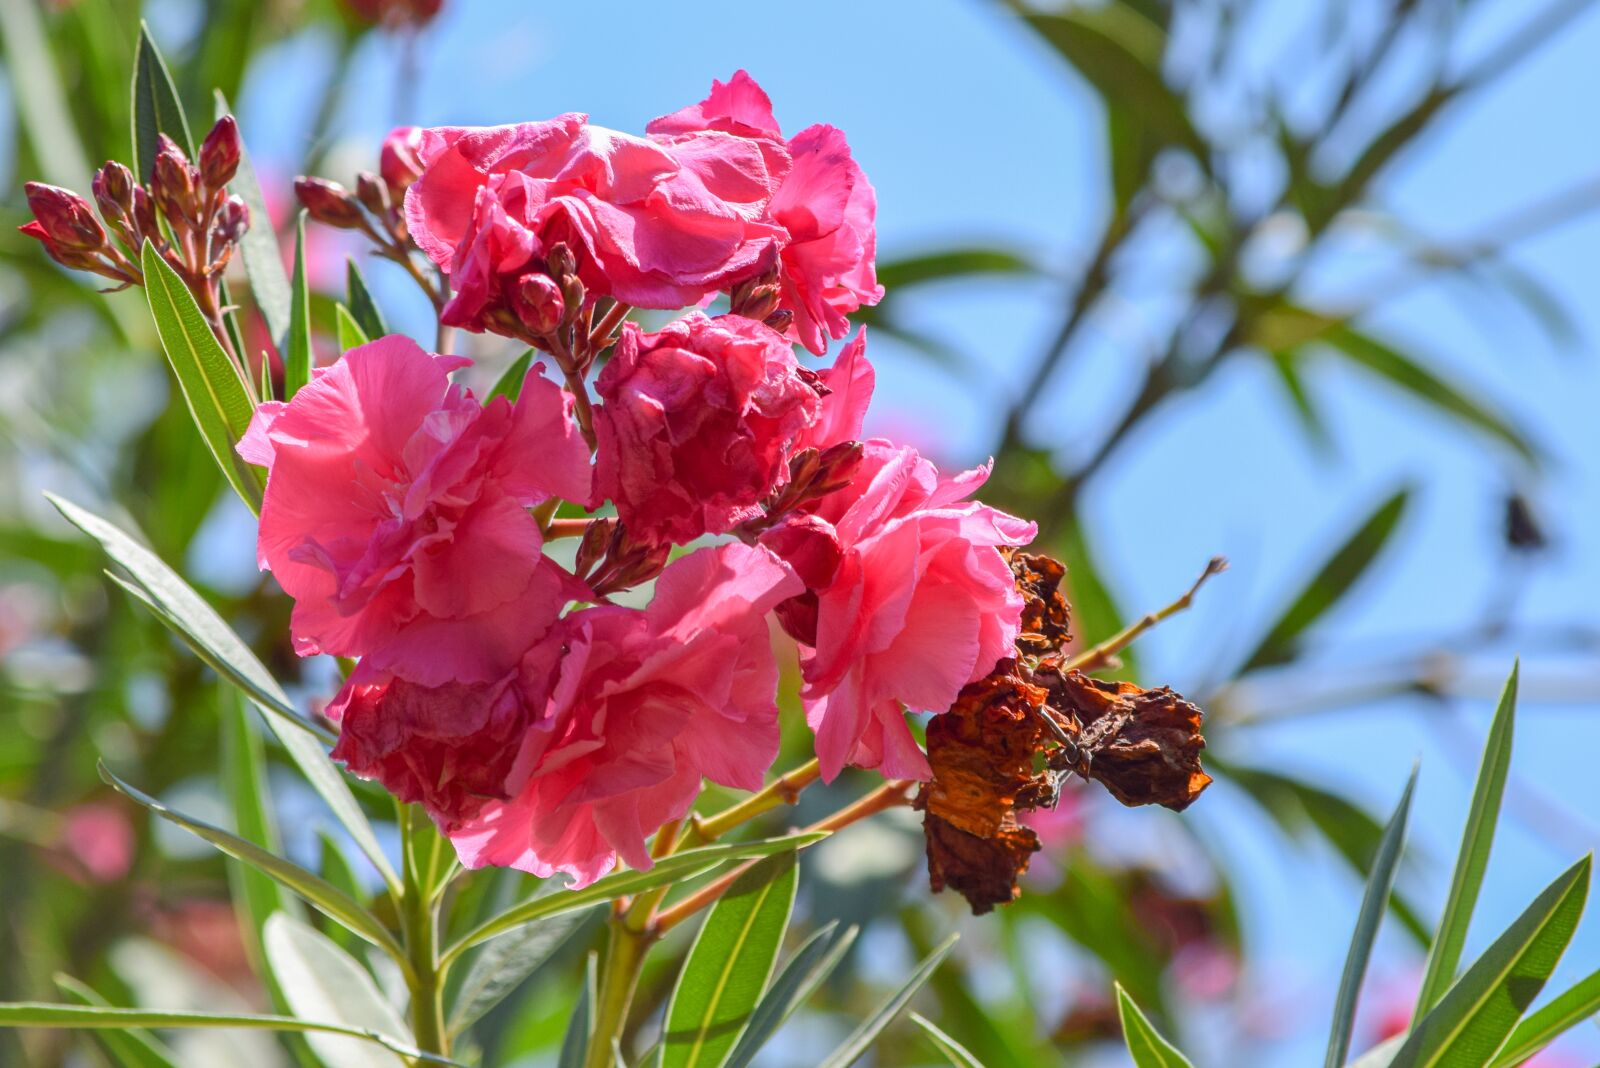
[219,2,1600,1063]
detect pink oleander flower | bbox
[60,802,134,883]
[754,336,1034,779]
[404,114,785,331]
[450,542,801,887]
[239,335,590,685]
[649,71,884,355]
[380,125,426,193]
[594,313,821,546]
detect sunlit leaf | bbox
[101,764,403,959]
[1414,663,1518,1018]
[336,304,370,351]
[448,904,586,1037]
[347,259,390,340]
[130,22,193,182]
[1489,964,1600,1067]
[264,913,411,1068]
[662,850,798,1068]
[140,240,265,513]
[53,975,179,1068]
[1116,983,1195,1068]
[815,935,957,1068]
[1326,768,1417,1068]
[723,922,858,1068]
[912,1012,988,1068]
[1391,857,1592,1067]
[286,214,313,397]
[487,349,535,404]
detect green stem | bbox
[400,806,449,1059]
[585,917,654,1068]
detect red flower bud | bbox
[91,162,136,223]
[355,171,390,216]
[294,177,366,230]
[214,195,250,244]
[131,187,158,240]
[510,272,564,336]
[22,183,106,252]
[152,134,197,223]
[545,242,576,281]
[199,115,242,189]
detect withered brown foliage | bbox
[915,663,1053,914]
[1046,669,1212,812]
[916,551,1214,914]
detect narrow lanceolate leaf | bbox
[285,213,314,397]
[663,850,799,1068]
[222,692,305,964]
[723,923,858,1068]
[46,494,398,892]
[141,241,265,513]
[558,953,598,1068]
[1414,663,1519,1019]
[1239,488,1410,672]
[1391,856,1592,1068]
[53,975,180,1068]
[816,935,957,1068]
[101,765,403,961]
[1115,984,1196,1068]
[487,349,535,404]
[336,304,370,352]
[911,1013,988,1068]
[1326,768,1418,1068]
[448,907,587,1037]
[347,259,389,340]
[130,22,193,182]
[444,833,828,963]
[0,1004,455,1064]
[216,90,291,355]
[264,913,412,1068]
[1489,965,1600,1067]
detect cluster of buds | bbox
[19,116,248,301]
[295,126,424,248]
[728,266,793,335]
[740,440,865,536]
[572,518,671,600]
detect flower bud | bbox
[812,440,864,496]
[762,308,794,334]
[559,275,585,325]
[574,517,617,579]
[131,187,158,239]
[152,135,197,223]
[22,183,106,252]
[510,272,564,335]
[91,162,136,223]
[545,242,576,281]
[214,195,250,244]
[355,171,390,216]
[380,126,424,193]
[295,177,366,230]
[199,115,242,189]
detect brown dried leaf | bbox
[1005,549,1072,650]
[916,663,1052,913]
[1048,669,1212,811]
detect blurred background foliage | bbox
[0,0,1597,1065]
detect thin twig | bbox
[1063,556,1228,674]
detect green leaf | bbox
[1116,984,1195,1068]
[336,303,371,351]
[141,240,265,513]
[45,494,398,892]
[130,22,193,182]
[264,913,411,1068]
[1268,349,1336,456]
[1237,487,1410,672]
[101,764,404,960]
[662,851,799,1068]
[559,952,598,1068]
[911,1013,988,1068]
[1320,325,1536,463]
[444,833,828,964]
[1414,663,1519,1019]
[216,89,292,355]
[723,922,858,1068]
[222,691,304,965]
[1489,965,1600,1067]
[1326,768,1418,1068]
[1220,760,1430,945]
[316,831,369,957]
[815,934,957,1068]
[873,248,1038,290]
[487,349,536,404]
[447,906,586,1037]
[53,975,179,1068]
[0,0,92,191]
[347,259,389,340]
[286,213,314,398]
[1391,856,1592,1068]
[0,1004,454,1064]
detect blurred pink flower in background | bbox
[59,802,134,883]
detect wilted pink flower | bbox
[450,543,800,887]
[594,313,821,545]
[404,114,785,330]
[240,335,590,685]
[649,71,884,355]
[60,802,134,882]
